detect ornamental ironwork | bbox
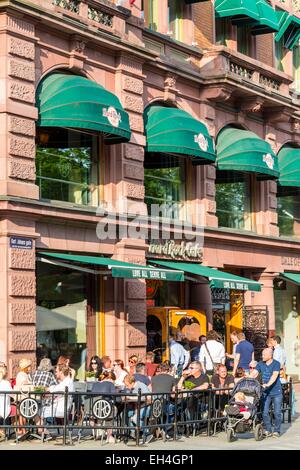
[88,7,113,27]
[53,0,80,14]
[152,399,163,418]
[19,398,39,419]
[243,305,269,361]
[92,399,112,420]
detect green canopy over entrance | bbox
[149,260,261,291]
[215,0,260,24]
[36,73,131,143]
[38,252,184,282]
[144,106,216,166]
[251,0,279,35]
[216,127,279,179]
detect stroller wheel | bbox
[226,429,234,443]
[254,424,263,441]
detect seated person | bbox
[211,365,234,411]
[177,361,209,391]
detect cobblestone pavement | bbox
[1,394,299,451]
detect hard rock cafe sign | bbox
[148,240,203,261]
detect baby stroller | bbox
[225,377,263,442]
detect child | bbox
[232,392,251,419]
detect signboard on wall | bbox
[10,237,33,250]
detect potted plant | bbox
[85,371,96,382]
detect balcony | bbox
[199,46,296,122]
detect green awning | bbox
[280,273,300,285]
[215,0,260,25]
[150,260,261,291]
[278,146,300,188]
[38,252,184,281]
[144,106,216,166]
[275,11,300,50]
[216,127,279,179]
[251,0,279,35]
[36,74,131,143]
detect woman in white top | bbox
[0,364,12,441]
[112,360,128,389]
[199,330,225,374]
[15,358,33,436]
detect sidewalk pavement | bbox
[1,393,299,451]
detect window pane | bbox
[36,129,99,206]
[237,26,251,56]
[144,0,158,31]
[216,18,231,46]
[276,36,285,73]
[216,172,252,230]
[144,155,186,220]
[293,44,300,91]
[278,188,300,237]
[36,261,89,380]
[168,0,183,41]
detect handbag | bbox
[204,343,219,374]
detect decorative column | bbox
[0,14,38,199]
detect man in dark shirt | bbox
[233,332,254,376]
[151,363,178,394]
[253,347,282,438]
[211,364,234,410]
[177,361,209,420]
[134,363,151,387]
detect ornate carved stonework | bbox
[8,116,35,136]
[126,281,146,300]
[206,182,215,197]
[9,81,35,103]
[200,86,233,102]
[268,195,277,210]
[125,182,145,200]
[128,114,144,133]
[127,326,147,347]
[9,274,36,297]
[124,94,144,113]
[123,77,143,95]
[124,163,144,181]
[9,302,36,324]
[8,59,35,82]
[206,200,216,214]
[268,180,277,195]
[124,143,144,162]
[164,74,177,89]
[9,249,35,270]
[9,136,35,158]
[240,97,264,113]
[9,158,36,181]
[74,40,86,53]
[8,328,36,351]
[7,17,35,36]
[126,303,147,323]
[206,165,216,179]
[9,38,35,60]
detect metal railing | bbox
[0,382,294,446]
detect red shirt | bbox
[146,363,159,377]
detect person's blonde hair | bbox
[0,365,7,381]
[234,392,246,402]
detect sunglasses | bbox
[129,360,136,364]
[91,361,97,364]
[113,363,119,367]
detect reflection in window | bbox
[168,0,183,41]
[143,0,158,31]
[36,261,95,380]
[144,155,186,220]
[216,171,253,230]
[278,187,300,237]
[36,128,99,206]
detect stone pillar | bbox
[190,282,212,330]
[255,180,278,237]
[0,218,38,377]
[196,165,217,228]
[0,14,38,199]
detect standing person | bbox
[253,347,282,437]
[169,333,190,377]
[270,336,287,370]
[145,352,159,378]
[233,332,254,377]
[88,356,102,379]
[225,331,239,369]
[199,330,225,375]
[191,335,206,362]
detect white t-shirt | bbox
[115,369,128,388]
[199,340,225,371]
[0,379,12,419]
[43,376,74,418]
